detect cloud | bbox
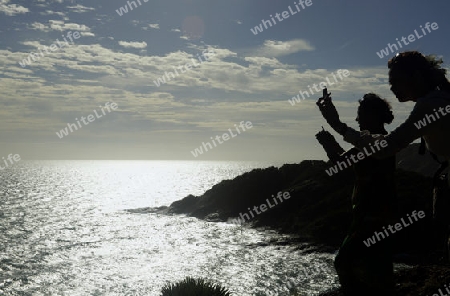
[0,39,400,161]
[67,4,95,13]
[149,24,160,29]
[0,0,28,15]
[30,22,51,32]
[40,10,66,16]
[118,41,148,49]
[253,39,315,57]
[31,20,94,37]
[49,20,92,32]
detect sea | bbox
[0,160,339,296]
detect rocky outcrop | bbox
[168,160,434,250]
[166,144,449,295]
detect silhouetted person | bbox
[317,51,450,263]
[316,93,397,296]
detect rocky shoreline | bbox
[163,145,449,295]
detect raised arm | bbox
[315,128,345,162]
[316,94,443,159]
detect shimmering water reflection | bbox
[0,161,338,295]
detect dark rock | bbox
[163,144,449,295]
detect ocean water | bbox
[0,160,338,295]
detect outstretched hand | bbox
[315,128,345,161]
[315,128,336,146]
[316,93,344,132]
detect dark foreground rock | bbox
[166,148,450,295]
[319,265,450,296]
[169,160,434,251]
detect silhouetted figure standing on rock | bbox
[317,51,450,264]
[316,93,397,295]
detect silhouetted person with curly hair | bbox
[316,93,397,295]
[318,50,450,294]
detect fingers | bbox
[317,100,325,110]
[316,97,323,106]
[316,95,332,109]
[317,94,332,102]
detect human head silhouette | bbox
[356,93,394,134]
[388,51,450,102]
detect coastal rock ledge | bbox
[166,155,449,295]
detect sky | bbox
[0,0,449,161]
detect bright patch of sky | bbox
[0,0,449,160]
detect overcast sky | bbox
[0,0,449,161]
